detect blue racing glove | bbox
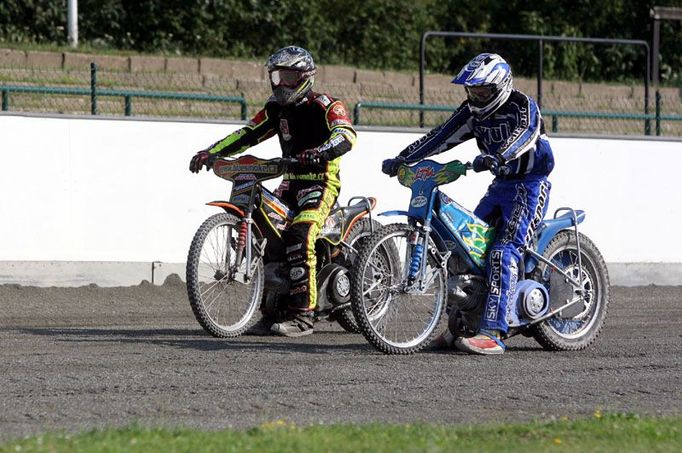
[472,155,488,173]
[382,156,406,177]
[474,154,511,176]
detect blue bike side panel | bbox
[431,216,485,275]
[524,210,585,273]
[436,192,495,269]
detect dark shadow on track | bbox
[11,326,372,354]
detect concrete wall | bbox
[1,114,680,286]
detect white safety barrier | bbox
[1,114,680,286]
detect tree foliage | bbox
[1,0,681,83]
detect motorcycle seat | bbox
[340,197,376,226]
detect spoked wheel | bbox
[186,213,264,337]
[333,217,382,334]
[350,223,447,354]
[531,230,610,350]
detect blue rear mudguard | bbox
[525,209,585,273]
[379,210,411,218]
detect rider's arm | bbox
[398,102,474,162]
[205,108,276,157]
[316,99,357,160]
[496,93,542,163]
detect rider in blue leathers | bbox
[382,53,554,355]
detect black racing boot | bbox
[270,311,314,337]
[243,316,277,336]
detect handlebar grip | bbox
[279,157,299,165]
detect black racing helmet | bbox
[266,46,316,105]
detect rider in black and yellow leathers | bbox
[189,46,356,337]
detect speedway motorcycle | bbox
[187,154,378,337]
[350,159,609,354]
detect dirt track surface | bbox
[1,277,680,441]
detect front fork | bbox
[232,213,266,283]
[406,224,449,292]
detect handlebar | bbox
[210,155,299,169]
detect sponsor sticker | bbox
[290,285,307,295]
[486,250,502,321]
[286,244,303,253]
[410,195,428,208]
[280,118,291,141]
[316,95,332,107]
[332,104,346,116]
[415,166,435,181]
[233,182,255,192]
[298,191,322,207]
[289,267,306,281]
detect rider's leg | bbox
[431,185,500,350]
[271,183,337,337]
[457,177,551,354]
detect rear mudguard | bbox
[378,210,410,218]
[341,197,377,242]
[524,210,585,273]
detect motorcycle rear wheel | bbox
[530,230,610,351]
[350,223,446,354]
[186,213,264,338]
[333,217,382,334]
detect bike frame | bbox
[209,155,377,283]
[211,155,290,282]
[381,160,468,290]
[381,159,588,298]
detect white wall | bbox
[1,114,680,285]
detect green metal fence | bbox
[0,57,680,136]
[353,101,682,135]
[1,63,247,119]
[1,84,247,119]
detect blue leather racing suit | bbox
[398,90,554,333]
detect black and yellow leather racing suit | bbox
[204,91,357,311]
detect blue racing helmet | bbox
[452,53,513,119]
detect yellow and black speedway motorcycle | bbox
[187,155,378,337]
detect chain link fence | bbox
[1,51,680,136]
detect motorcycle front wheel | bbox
[350,223,447,354]
[186,212,264,337]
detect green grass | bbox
[2,413,680,453]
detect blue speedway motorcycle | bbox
[350,159,609,354]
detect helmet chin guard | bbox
[452,53,513,119]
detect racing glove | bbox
[297,149,324,166]
[382,156,406,177]
[189,150,213,173]
[474,154,511,176]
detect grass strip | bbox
[2,413,681,453]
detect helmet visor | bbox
[270,69,304,87]
[465,85,495,104]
